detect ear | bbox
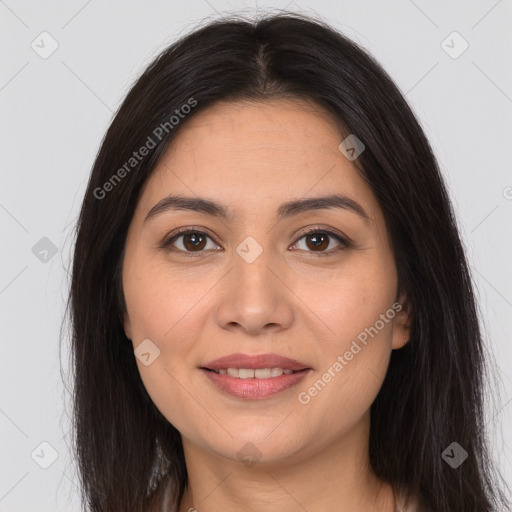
[392,288,413,349]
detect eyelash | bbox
[159,226,350,257]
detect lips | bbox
[199,353,312,399]
[201,353,311,372]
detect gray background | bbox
[1,0,511,510]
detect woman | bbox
[67,12,509,512]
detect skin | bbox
[122,98,412,512]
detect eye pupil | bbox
[306,233,329,251]
[184,233,207,251]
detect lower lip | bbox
[200,368,310,400]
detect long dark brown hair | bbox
[65,11,510,512]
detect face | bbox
[122,98,410,466]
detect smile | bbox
[200,367,310,399]
[209,367,297,378]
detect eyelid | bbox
[159,226,222,252]
[294,225,351,245]
[159,225,351,255]
[290,226,351,256]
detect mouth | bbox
[201,352,311,373]
[202,367,304,378]
[199,353,312,400]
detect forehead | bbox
[137,99,381,226]
[168,98,345,162]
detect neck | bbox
[177,412,396,512]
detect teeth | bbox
[215,367,296,379]
[256,368,272,378]
[239,368,255,379]
[227,368,239,377]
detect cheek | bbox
[123,254,208,345]
[123,254,218,422]
[294,266,396,417]
[292,255,396,347]
[333,285,396,377]
[297,323,392,434]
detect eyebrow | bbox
[144,193,370,224]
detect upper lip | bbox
[202,353,311,371]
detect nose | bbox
[214,246,294,336]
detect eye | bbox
[160,228,221,255]
[290,228,349,255]
[160,226,350,256]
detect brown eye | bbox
[161,227,348,257]
[291,228,348,255]
[161,229,220,254]
[182,232,207,251]
[304,232,330,251]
